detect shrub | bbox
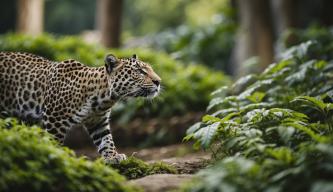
[0,33,229,122]
[147,11,236,71]
[186,40,333,150]
[0,118,138,192]
[110,49,230,121]
[184,143,333,192]
[279,26,333,61]
[184,39,333,191]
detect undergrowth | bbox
[0,118,138,192]
[0,33,230,146]
[184,30,333,191]
[0,33,230,121]
[111,157,177,179]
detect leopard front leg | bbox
[98,132,127,164]
[85,116,126,164]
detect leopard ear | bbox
[105,54,119,73]
[132,54,137,59]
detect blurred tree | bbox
[272,0,333,46]
[184,0,229,27]
[97,0,123,48]
[231,0,333,76]
[44,0,96,35]
[17,0,44,35]
[319,0,333,26]
[271,0,298,34]
[0,0,16,33]
[233,0,274,76]
[123,0,189,37]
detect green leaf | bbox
[314,60,327,69]
[277,126,296,143]
[238,79,274,100]
[211,86,229,97]
[265,147,295,164]
[211,108,238,117]
[311,181,333,192]
[285,60,316,84]
[202,115,222,123]
[263,59,292,75]
[207,97,225,111]
[193,122,220,149]
[221,112,241,122]
[231,74,258,94]
[292,96,327,115]
[186,122,202,135]
[239,102,276,113]
[282,120,328,143]
[281,40,315,60]
[246,91,266,103]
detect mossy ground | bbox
[0,118,139,192]
[111,156,178,179]
[0,118,180,192]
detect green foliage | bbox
[123,0,190,36]
[184,143,333,192]
[0,33,229,122]
[111,157,177,179]
[0,33,106,65]
[184,0,231,27]
[0,118,137,192]
[109,49,230,120]
[280,26,333,61]
[147,8,236,71]
[184,39,333,191]
[123,0,231,37]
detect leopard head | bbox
[104,54,161,99]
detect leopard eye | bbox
[137,68,147,75]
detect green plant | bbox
[279,26,333,61]
[110,48,230,121]
[0,33,229,123]
[184,39,333,191]
[183,142,333,192]
[0,118,138,192]
[186,40,333,150]
[148,9,236,71]
[111,157,177,179]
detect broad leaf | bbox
[193,122,220,149]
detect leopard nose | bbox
[152,80,160,86]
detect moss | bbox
[0,118,139,192]
[111,157,177,179]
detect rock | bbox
[128,174,193,192]
[149,154,210,174]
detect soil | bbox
[128,174,194,192]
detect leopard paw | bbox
[104,153,127,164]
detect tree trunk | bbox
[16,0,44,35]
[233,0,274,76]
[97,0,123,48]
[271,0,299,34]
[319,0,333,27]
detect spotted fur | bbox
[0,52,161,164]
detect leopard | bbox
[0,51,161,164]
